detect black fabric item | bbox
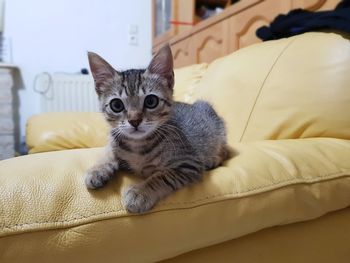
[256,0,350,41]
[336,0,350,9]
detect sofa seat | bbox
[1,138,350,262]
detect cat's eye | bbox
[144,95,159,109]
[110,98,124,113]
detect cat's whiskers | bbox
[111,128,124,142]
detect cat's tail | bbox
[222,144,236,162]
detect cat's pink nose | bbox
[128,119,142,128]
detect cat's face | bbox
[88,45,174,140]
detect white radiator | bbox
[34,73,99,112]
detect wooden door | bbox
[292,0,340,10]
[191,21,230,64]
[228,0,291,52]
[171,39,192,68]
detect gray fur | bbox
[85,45,229,213]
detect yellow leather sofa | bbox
[1,32,350,262]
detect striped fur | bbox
[85,45,229,213]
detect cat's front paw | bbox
[122,185,158,213]
[85,169,111,189]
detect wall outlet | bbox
[128,24,138,46]
[128,34,138,46]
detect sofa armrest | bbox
[1,138,350,262]
[26,112,109,154]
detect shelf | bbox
[196,0,231,8]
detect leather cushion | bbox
[193,32,350,143]
[1,138,350,262]
[26,112,109,154]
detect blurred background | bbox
[0,0,344,159]
[2,0,152,158]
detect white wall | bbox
[5,0,152,140]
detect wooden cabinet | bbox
[171,21,229,67]
[228,0,290,52]
[171,21,230,67]
[192,21,229,64]
[171,39,192,68]
[153,0,341,68]
[293,0,339,10]
[153,0,233,47]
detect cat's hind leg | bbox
[205,144,231,170]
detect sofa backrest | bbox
[191,32,350,145]
[26,32,350,153]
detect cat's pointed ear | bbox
[88,52,117,94]
[147,44,174,88]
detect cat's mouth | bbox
[121,123,157,139]
[131,128,144,134]
[124,127,149,139]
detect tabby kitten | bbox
[85,45,229,213]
